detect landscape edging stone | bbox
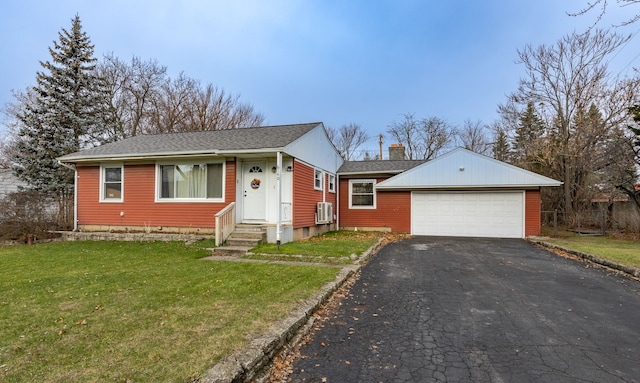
[528,237,640,279]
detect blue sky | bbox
[1,1,638,152]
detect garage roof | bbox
[338,159,427,175]
[376,148,562,190]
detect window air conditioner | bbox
[316,202,333,224]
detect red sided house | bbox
[58,122,561,243]
[57,123,342,244]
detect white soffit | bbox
[376,148,562,189]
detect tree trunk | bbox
[561,152,574,224]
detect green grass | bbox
[0,241,339,382]
[247,231,383,264]
[542,232,640,269]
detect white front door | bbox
[242,161,267,221]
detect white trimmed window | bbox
[328,174,336,193]
[101,165,123,202]
[314,169,323,191]
[157,162,224,201]
[349,179,376,209]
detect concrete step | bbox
[213,245,253,256]
[213,225,267,255]
[230,231,266,240]
[234,224,268,232]
[225,237,262,247]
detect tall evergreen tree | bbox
[10,15,112,226]
[513,102,545,163]
[492,128,510,162]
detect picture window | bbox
[158,162,224,201]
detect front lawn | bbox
[247,230,384,264]
[0,241,339,382]
[542,233,640,269]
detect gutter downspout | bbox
[58,161,78,232]
[336,174,339,230]
[276,152,282,250]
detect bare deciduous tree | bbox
[387,113,456,160]
[420,116,457,160]
[98,54,264,138]
[99,54,167,139]
[569,0,640,27]
[504,29,640,220]
[150,72,196,134]
[457,119,491,155]
[387,113,422,160]
[326,123,369,160]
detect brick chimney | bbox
[389,143,405,160]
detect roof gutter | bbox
[57,147,288,164]
[375,184,563,190]
[216,148,286,155]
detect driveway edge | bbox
[528,237,640,279]
[198,237,385,383]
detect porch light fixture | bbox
[459,166,465,171]
[271,165,293,173]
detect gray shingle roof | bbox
[58,122,321,162]
[338,159,428,175]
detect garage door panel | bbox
[411,192,523,238]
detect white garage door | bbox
[412,192,524,238]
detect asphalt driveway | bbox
[287,237,640,382]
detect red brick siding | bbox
[525,189,541,236]
[77,161,236,228]
[338,177,411,232]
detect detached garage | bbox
[374,148,562,238]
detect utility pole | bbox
[379,134,383,160]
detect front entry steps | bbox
[213,225,266,256]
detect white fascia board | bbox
[216,148,284,155]
[59,148,287,163]
[58,150,218,163]
[376,183,561,190]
